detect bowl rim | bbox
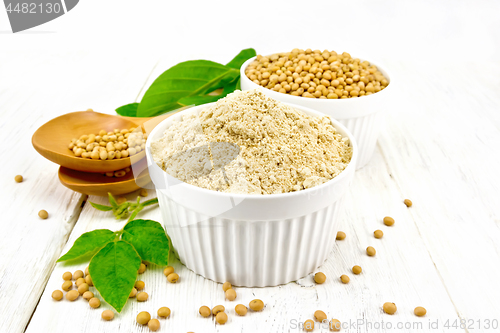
[239,54,392,105]
[146,99,358,200]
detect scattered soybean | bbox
[51,290,63,301]
[212,305,225,316]
[158,307,171,318]
[163,266,174,277]
[340,275,350,284]
[225,289,237,301]
[314,272,326,284]
[167,273,179,283]
[216,312,228,325]
[414,306,426,317]
[383,216,395,226]
[314,310,327,322]
[66,290,79,301]
[89,297,101,308]
[249,299,264,311]
[38,210,49,219]
[352,265,362,275]
[366,246,376,256]
[137,292,149,302]
[235,304,248,316]
[383,302,397,315]
[199,306,211,317]
[148,319,160,331]
[101,310,114,321]
[136,311,151,325]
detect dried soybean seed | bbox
[85,275,93,286]
[137,292,149,302]
[199,306,211,317]
[15,175,23,183]
[352,265,362,275]
[235,304,248,316]
[212,305,225,315]
[148,319,160,331]
[52,290,63,301]
[314,272,326,284]
[75,277,85,287]
[383,216,395,226]
[116,197,127,204]
[129,288,137,298]
[314,310,327,322]
[62,272,72,281]
[340,275,350,284]
[85,266,89,276]
[101,310,114,321]
[216,312,228,325]
[336,231,346,240]
[374,230,384,239]
[404,199,413,207]
[73,270,84,280]
[78,283,89,295]
[139,189,148,197]
[167,273,179,283]
[222,281,232,292]
[304,319,315,332]
[158,307,171,318]
[383,302,397,315]
[66,290,79,301]
[135,280,145,290]
[330,319,341,331]
[249,299,264,311]
[136,311,151,325]
[89,297,101,308]
[138,263,146,274]
[83,291,94,300]
[38,210,49,219]
[163,266,174,277]
[114,170,126,177]
[414,306,426,317]
[366,246,376,256]
[62,280,72,291]
[225,289,237,301]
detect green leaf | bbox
[57,229,115,262]
[115,103,139,117]
[122,219,169,266]
[108,193,119,209]
[89,240,141,313]
[136,60,239,117]
[226,48,256,69]
[178,76,241,106]
[141,197,159,207]
[127,205,143,222]
[89,202,113,211]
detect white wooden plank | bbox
[25,148,465,333]
[376,61,500,328]
[0,52,159,333]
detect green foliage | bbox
[115,48,256,117]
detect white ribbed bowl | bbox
[240,56,392,169]
[146,102,358,287]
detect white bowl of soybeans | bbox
[146,102,357,287]
[240,49,392,169]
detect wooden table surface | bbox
[1,1,500,332]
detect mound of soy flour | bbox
[151,89,352,195]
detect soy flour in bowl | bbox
[151,89,352,195]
